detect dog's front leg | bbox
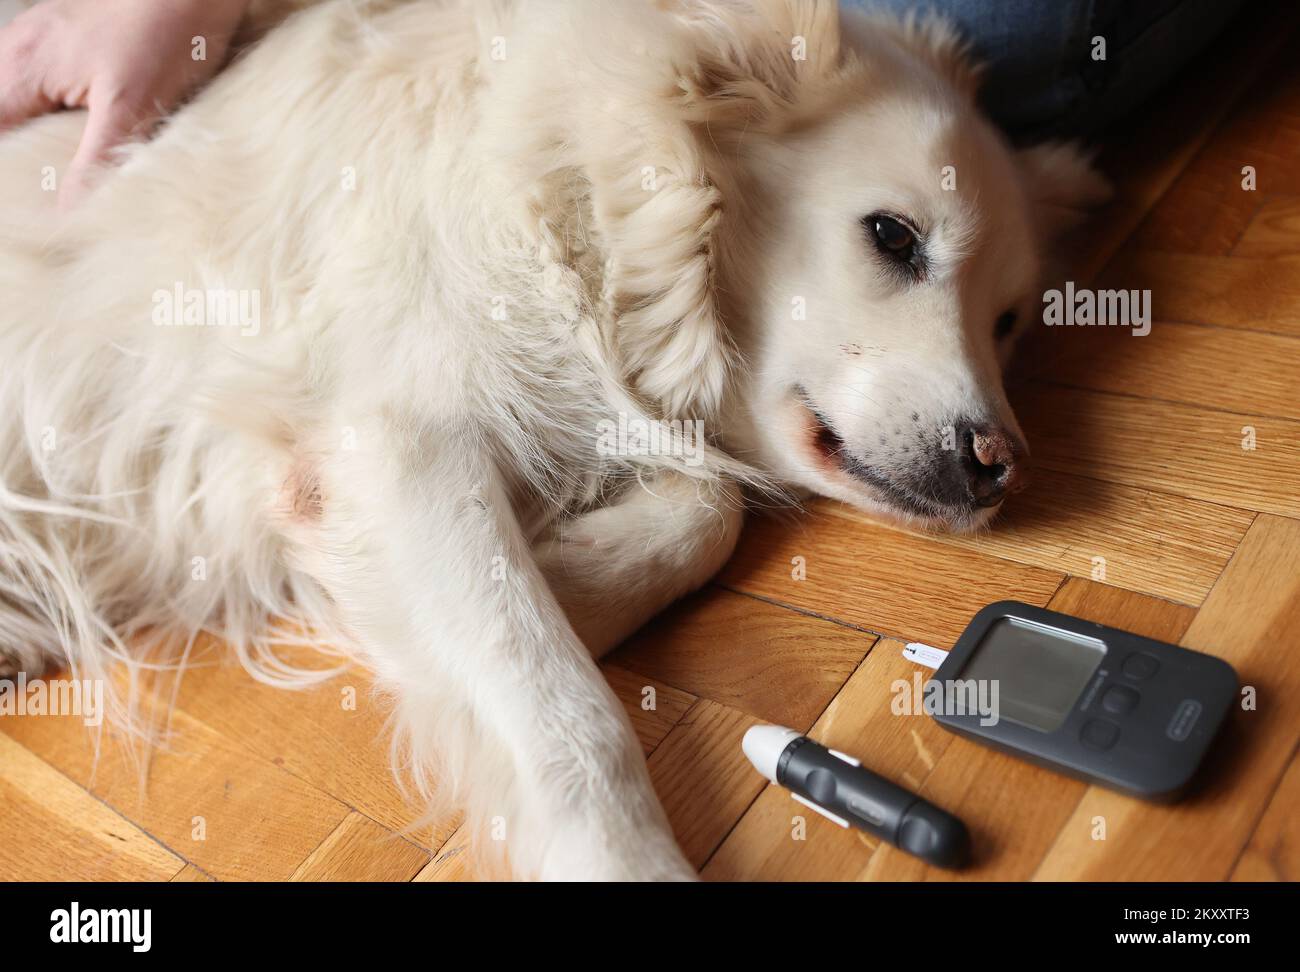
[305,419,693,881]
[534,473,744,658]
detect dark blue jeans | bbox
[848,0,1246,138]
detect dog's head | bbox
[696,5,1108,530]
[513,1,1107,529]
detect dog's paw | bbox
[561,848,698,883]
[631,851,699,883]
[538,821,697,882]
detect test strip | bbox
[903,641,950,670]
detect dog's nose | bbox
[956,423,1027,508]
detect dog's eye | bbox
[869,215,915,260]
[995,310,1018,339]
[864,213,924,279]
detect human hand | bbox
[0,0,251,205]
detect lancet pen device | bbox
[742,725,969,868]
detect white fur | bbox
[0,0,1101,879]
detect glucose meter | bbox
[931,601,1238,801]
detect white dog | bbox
[0,0,1105,879]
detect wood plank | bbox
[1105,252,1300,337]
[170,864,215,882]
[0,733,185,882]
[1233,195,1300,257]
[1040,320,1300,420]
[0,703,351,881]
[601,665,696,755]
[861,581,1195,882]
[290,811,429,881]
[610,587,872,728]
[169,646,687,871]
[704,638,956,881]
[1017,383,1300,517]
[412,826,478,882]
[1129,40,1300,256]
[169,643,455,848]
[1065,0,1300,280]
[824,471,1252,607]
[1034,515,1300,880]
[720,512,1063,649]
[647,700,769,870]
[1230,746,1300,880]
[1011,2,1300,384]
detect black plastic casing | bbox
[932,601,1239,801]
[776,736,969,868]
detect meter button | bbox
[1080,719,1120,751]
[1121,652,1160,681]
[1102,684,1140,714]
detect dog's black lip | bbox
[796,389,976,521]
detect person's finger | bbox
[0,26,55,132]
[0,82,54,133]
[60,95,150,208]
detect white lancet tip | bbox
[742,724,802,784]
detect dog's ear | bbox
[583,1,855,419]
[577,116,734,421]
[873,12,984,100]
[1016,141,1114,242]
[554,1,850,420]
[669,0,847,130]
[506,1,853,419]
